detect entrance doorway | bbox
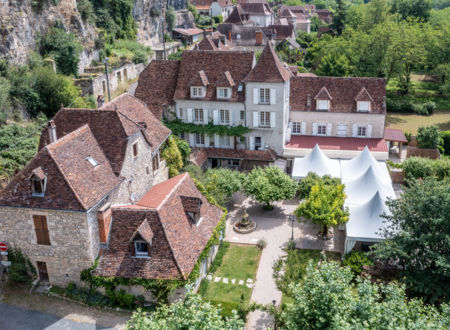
[211,159,218,168]
[37,261,49,282]
[255,137,262,150]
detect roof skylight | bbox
[86,156,99,167]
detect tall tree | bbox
[390,0,433,21]
[280,261,450,329]
[294,180,349,238]
[373,178,450,303]
[331,0,347,35]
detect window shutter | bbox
[253,112,259,128]
[213,110,219,125]
[205,135,210,147]
[301,122,306,135]
[312,123,318,136]
[270,112,276,128]
[326,123,332,136]
[249,136,255,150]
[130,242,136,256]
[288,122,293,131]
[33,215,50,245]
[176,108,180,119]
[189,133,195,146]
[270,89,276,105]
[203,109,208,124]
[214,134,220,148]
[367,124,373,138]
[187,108,193,123]
[352,124,357,137]
[253,88,258,104]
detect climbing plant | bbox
[165,119,251,138]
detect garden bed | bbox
[199,243,262,317]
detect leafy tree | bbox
[91,0,137,39]
[294,180,349,238]
[279,261,450,329]
[203,168,244,206]
[243,166,296,210]
[165,6,176,30]
[310,15,326,32]
[0,77,11,114]
[297,173,341,199]
[390,0,433,21]
[127,291,244,329]
[188,1,199,21]
[373,178,450,303]
[77,0,96,24]
[360,0,391,30]
[331,0,347,35]
[7,248,37,284]
[417,125,440,149]
[315,53,350,76]
[173,136,191,167]
[161,136,183,178]
[39,27,82,76]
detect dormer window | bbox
[191,87,205,98]
[217,87,231,99]
[180,196,203,225]
[357,101,371,112]
[30,167,46,197]
[130,220,153,258]
[316,100,330,111]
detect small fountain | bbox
[233,212,256,234]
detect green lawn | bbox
[387,111,450,134]
[199,243,262,317]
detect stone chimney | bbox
[48,120,57,143]
[228,31,232,41]
[306,94,311,109]
[255,31,263,45]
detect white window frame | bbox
[134,240,149,257]
[259,88,270,104]
[217,88,230,99]
[259,111,270,128]
[357,101,371,112]
[317,124,327,136]
[240,110,245,121]
[191,87,204,98]
[194,109,204,123]
[357,125,367,137]
[219,109,230,125]
[316,100,330,111]
[292,122,302,135]
[195,133,205,145]
[31,178,46,197]
[220,135,231,148]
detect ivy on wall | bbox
[80,178,227,303]
[164,119,251,138]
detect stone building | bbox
[0,94,171,286]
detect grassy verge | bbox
[199,243,262,317]
[386,111,450,134]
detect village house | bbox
[224,3,274,27]
[0,94,172,286]
[190,0,234,20]
[93,173,223,300]
[278,5,334,33]
[135,42,389,171]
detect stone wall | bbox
[406,147,440,159]
[0,206,94,286]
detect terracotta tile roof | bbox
[241,3,273,15]
[280,5,307,13]
[217,23,268,45]
[290,76,386,114]
[244,43,292,83]
[135,60,180,119]
[137,173,186,209]
[216,71,235,87]
[315,86,332,100]
[224,5,249,24]
[30,167,46,180]
[384,128,407,143]
[191,147,277,167]
[195,5,210,10]
[190,70,210,86]
[298,72,317,77]
[39,94,171,174]
[267,24,294,40]
[294,12,310,23]
[286,136,388,152]
[355,87,374,102]
[131,219,154,243]
[0,125,121,211]
[280,8,296,18]
[173,28,204,36]
[94,173,223,280]
[274,18,289,25]
[174,50,254,102]
[197,35,219,50]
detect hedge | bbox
[441,131,450,155]
[402,157,450,182]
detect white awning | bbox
[292,144,340,179]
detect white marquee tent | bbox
[292,144,340,180]
[341,146,391,185]
[344,192,391,254]
[343,166,396,206]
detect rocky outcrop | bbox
[0,0,97,69]
[133,0,165,46]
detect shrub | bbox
[423,101,436,115]
[402,157,450,181]
[412,103,427,115]
[7,248,37,284]
[441,131,450,155]
[286,240,296,250]
[165,6,176,30]
[212,15,223,24]
[417,125,440,149]
[342,250,373,276]
[173,136,191,166]
[386,98,417,113]
[77,0,96,24]
[256,239,267,250]
[161,136,183,178]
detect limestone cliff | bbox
[0,0,98,69]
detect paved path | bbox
[0,302,114,330]
[225,194,344,329]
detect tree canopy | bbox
[280,261,450,329]
[243,166,297,209]
[373,178,450,303]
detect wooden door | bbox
[36,261,49,282]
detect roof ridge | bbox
[156,173,189,211]
[45,124,90,149]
